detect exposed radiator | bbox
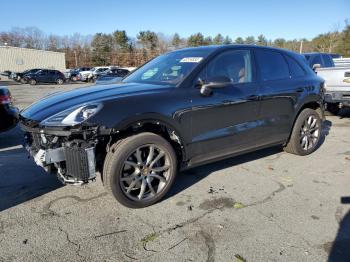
[64,144,96,182]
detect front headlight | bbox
[40,103,103,126]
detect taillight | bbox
[0,94,11,104]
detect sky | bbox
[1,0,349,40]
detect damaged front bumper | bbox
[21,123,98,185]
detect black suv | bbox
[24,69,66,85]
[20,45,324,208]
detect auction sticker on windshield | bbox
[180,57,203,63]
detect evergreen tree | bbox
[213,33,224,45]
[171,33,181,48]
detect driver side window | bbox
[198,50,253,84]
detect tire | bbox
[71,76,77,82]
[56,78,64,85]
[326,103,340,116]
[29,79,37,85]
[103,132,177,208]
[284,108,322,156]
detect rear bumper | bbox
[325,91,350,106]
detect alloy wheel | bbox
[300,115,320,151]
[119,145,171,202]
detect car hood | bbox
[20,82,173,123]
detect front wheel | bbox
[56,78,64,85]
[284,108,322,156]
[103,132,177,208]
[29,79,37,85]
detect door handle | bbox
[296,88,304,93]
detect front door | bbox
[187,49,261,164]
[37,70,49,83]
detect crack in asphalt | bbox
[42,193,108,217]
[168,237,188,250]
[58,226,85,261]
[131,180,286,261]
[256,209,313,249]
[199,231,216,262]
[245,181,286,208]
[0,221,4,234]
[94,230,127,239]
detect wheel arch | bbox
[286,100,323,145]
[109,115,188,164]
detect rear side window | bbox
[255,50,290,81]
[310,55,323,67]
[285,55,305,78]
[322,55,334,67]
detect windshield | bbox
[123,49,211,85]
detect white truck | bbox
[303,53,350,115]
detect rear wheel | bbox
[284,108,322,156]
[103,132,177,208]
[29,79,37,85]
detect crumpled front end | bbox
[21,119,98,185]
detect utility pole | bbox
[74,50,78,67]
[299,40,303,54]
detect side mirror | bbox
[312,63,321,71]
[198,76,231,97]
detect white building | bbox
[0,46,66,72]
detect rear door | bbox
[254,49,307,146]
[48,70,57,82]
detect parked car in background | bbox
[93,67,130,82]
[0,70,12,77]
[20,45,325,208]
[303,52,335,69]
[0,86,18,133]
[333,58,350,68]
[303,52,350,115]
[330,53,342,59]
[95,76,123,85]
[19,69,43,83]
[23,69,66,85]
[65,67,91,81]
[79,67,110,82]
[316,67,350,115]
[11,69,42,83]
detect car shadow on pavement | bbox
[338,108,350,119]
[0,80,21,86]
[0,127,62,212]
[328,197,350,262]
[0,125,22,149]
[168,119,332,200]
[168,145,283,199]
